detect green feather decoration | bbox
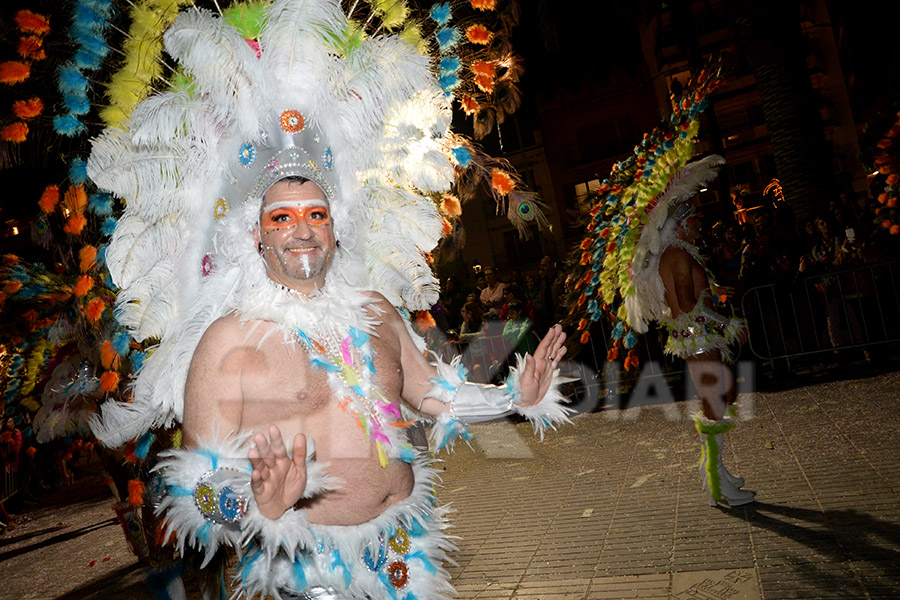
[223,1,271,39]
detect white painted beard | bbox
[279,245,329,281]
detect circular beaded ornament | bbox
[214,197,229,219]
[193,482,218,518]
[238,142,257,167]
[387,560,408,588]
[218,487,247,523]
[201,254,214,277]
[389,528,410,554]
[280,109,305,134]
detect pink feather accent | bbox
[341,336,354,366]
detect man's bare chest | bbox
[238,326,405,417]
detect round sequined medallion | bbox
[389,528,410,554]
[323,146,334,170]
[201,254,214,277]
[193,482,218,517]
[280,110,305,134]
[218,487,246,523]
[238,142,256,167]
[214,197,229,219]
[387,560,408,588]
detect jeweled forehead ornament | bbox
[227,108,339,208]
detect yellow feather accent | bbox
[21,340,54,395]
[100,0,191,128]
[399,22,426,52]
[374,0,409,31]
[377,442,389,468]
[21,397,41,413]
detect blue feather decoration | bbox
[69,158,89,184]
[53,114,87,136]
[101,217,117,236]
[451,146,472,167]
[57,65,89,95]
[88,191,114,216]
[435,27,460,53]
[429,3,452,25]
[64,94,91,115]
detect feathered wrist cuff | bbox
[502,355,575,440]
[154,432,339,566]
[426,354,573,449]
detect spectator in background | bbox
[456,300,489,383]
[457,301,486,348]
[502,300,538,357]
[440,276,467,331]
[798,219,817,258]
[0,418,22,475]
[1,418,23,531]
[479,267,506,317]
[799,216,865,350]
[523,272,546,333]
[499,282,535,322]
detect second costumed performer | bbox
[86,1,573,598]
[565,65,754,508]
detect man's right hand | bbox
[248,425,307,520]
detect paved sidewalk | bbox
[440,370,900,600]
[2,370,899,599]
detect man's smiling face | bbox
[257,179,335,294]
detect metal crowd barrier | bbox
[2,463,20,504]
[741,260,900,372]
[439,262,899,410]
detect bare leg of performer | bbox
[687,352,754,507]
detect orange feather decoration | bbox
[465,24,492,45]
[12,97,43,119]
[460,96,478,116]
[86,298,106,322]
[0,122,28,143]
[14,10,51,35]
[38,185,60,213]
[64,214,88,235]
[128,480,146,507]
[0,61,31,84]
[99,371,120,392]
[490,169,515,195]
[17,36,46,61]
[79,245,98,272]
[74,275,94,297]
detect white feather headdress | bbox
[87,0,458,446]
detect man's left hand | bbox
[517,324,567,407]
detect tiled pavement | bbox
[439,370,900,600]
[2,370,899,599]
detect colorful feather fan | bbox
[561,60,726,368]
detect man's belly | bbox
[301,457,415,526]
[239,380,416,526]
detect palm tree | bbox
[728,0,836,221]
